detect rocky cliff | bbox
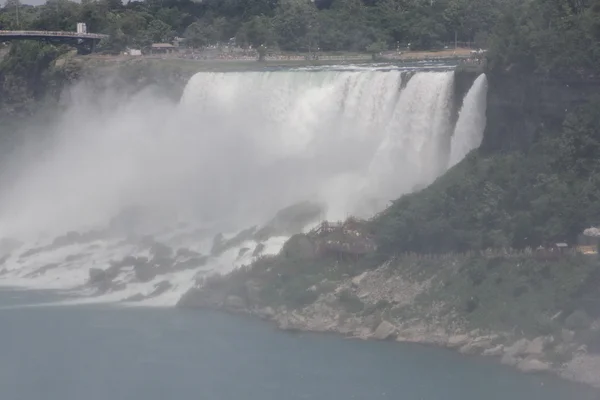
[481,73,600,153]
[178,251,600,389]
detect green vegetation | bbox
[0,0,502,54]
[0,41,70,112]
[373,97,600,255]
[486,0,600,76]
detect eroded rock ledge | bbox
[178,261,600,390]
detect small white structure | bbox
[128,49,142,56]
[76,22,87,34]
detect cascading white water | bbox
[0,68,487,306]
[448,73,488,168]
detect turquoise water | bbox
[0,289,597,400]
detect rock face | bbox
[447,334,470,349]
[175,256,600,389]
[482,74,600,153]
[517,357,551,373]
[282,234,317,260]
[482,345,504,357]
[372,321,397,340]
[255,201,324,240]
[525,336,548,356]
[504,338,530,358]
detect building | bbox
[76,22,87,34]
[150,43,176,54]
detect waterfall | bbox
[0,67,488,305]
[448,73,488,168]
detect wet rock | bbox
[525,336,548,356]
[252,243,265,257]
[176,248,202,259]
[149,241,173,259]
[501,353,519,366]
[483,344,504,357]
[224,295,246,310]
[372,320,397,340]
[125,293,146,302]
[351,271,368,287]
[245,280,262,304]
[149,281,172,297]
[282,234,316,260]
[561,329,575,343]
[256,306,275,319]
[177,287,225,308]
[211,227,257,257]
[238,247,250,257]
[562,354,600,387]
[504,338,530,357]
[173,256,208,271]
[255,201,324,241]
[565,310,591,330]
[134,263,156,282]
[459,338,493,355]
[24,263,59,278]
[447,334,470,349]
[64,253,86,263]
[517,357,551,373]
[89,268,107,284]
[277,311,308,331]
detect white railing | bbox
[0,30,108,39]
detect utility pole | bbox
[454,30,457,49]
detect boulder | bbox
[351,271,368,287]
[504,338,530,357]
[483,344,504,357]
[244,281,262,304]
[501,353,519,366]
[561,329,575,343]
[89,268,107,283]
[282,234,316,260]
[277,312,308,331]
[517,357,551,373]
[447,334,470,349]
[255,201,324,240]
[525,336,546,355]
[372,320,397,340]
[224,295,246,310]
[256,306,275,319]
[459,338,493,355]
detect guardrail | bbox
[0,30,108,39]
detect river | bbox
[0,289,597,400]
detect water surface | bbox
[0,289,596,400]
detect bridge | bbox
[0,30,109,54]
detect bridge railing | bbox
[0,30,108,40]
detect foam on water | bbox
[0,68,487,306]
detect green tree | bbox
[237,15,277,48]
[184,21,211,48]
[147,18,174,43]
[273,0,318,51]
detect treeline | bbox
[487,0,600,76]
[0,0,502,53]
[0,0,598,71]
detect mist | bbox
[0,69,488,246]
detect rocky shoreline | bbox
[178,262,600,390]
